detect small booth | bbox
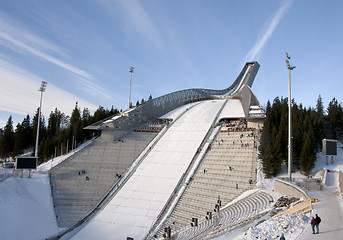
[322,139,337,165]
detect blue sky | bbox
[0,0,342,128]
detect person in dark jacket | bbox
[280,233,285,240]
[310,217,316,234]
[315,214,321,234]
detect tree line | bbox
[1,94,342,174]
[0,103,119,164]
[259,95,343,178]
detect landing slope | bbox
[72,100,226,239]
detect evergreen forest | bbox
[1,94,342,178]
[0,103,120,164]
[259,95,343,178]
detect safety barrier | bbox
[274,178,308,199]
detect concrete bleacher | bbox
[173,191,273,240]
[49,129,160,228]
[154,121,260,238]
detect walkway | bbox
[298,172,343,239]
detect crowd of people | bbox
[220,119,255,132]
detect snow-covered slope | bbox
[0,172,59,240]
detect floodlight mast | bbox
[128,67,134,108]
[34,81,47,158]
[285,53,295,181]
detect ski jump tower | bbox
[86,61,264,141]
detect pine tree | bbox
[13,123,25,156]
[259,100,283,177]
[93,106,106,123]
[258,101,272,160]
[271,131,283,175]
[316,94,324,117]
[292,105,303,168]
[327,98,343,139]
[262,146,274,178]
[327,98,339,126]
[47,108,63,138]
[299,126,316,175]
[82,108,91,125]
[279,100,288,161]
[0,116,15,158]
[41,138,54,164]
[48,111,57,139]
[262,132,283,178]
[70,102,82,144]
[22,115,33,149]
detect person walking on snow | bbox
[315,214,321,234]
[279,233,285,240]
[310,217,316,234]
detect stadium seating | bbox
[174,191,273,240]
[49,129,160,228]
[153,121,264,238]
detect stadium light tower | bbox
[285,53,295,181]
[35,81,47,158]
[128,66,134,108]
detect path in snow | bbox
[298,172,343,239]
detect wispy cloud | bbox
[241,0,294,64]
[100,0,165,52]
[118,0,164,48]
[0,11,113,100]
[0,59,98,118]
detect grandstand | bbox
[48,61,272,239]
[50,123,163,228]
[150,120,264,239]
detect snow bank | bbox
[241,214,309,240]
[0,172,59,240]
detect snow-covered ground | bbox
[0,172,60,240]
[0,140,92,240]
[0,136,342,240]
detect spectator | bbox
[310,217,316,234]
[315,214,321,234]
[280,233,285,240]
